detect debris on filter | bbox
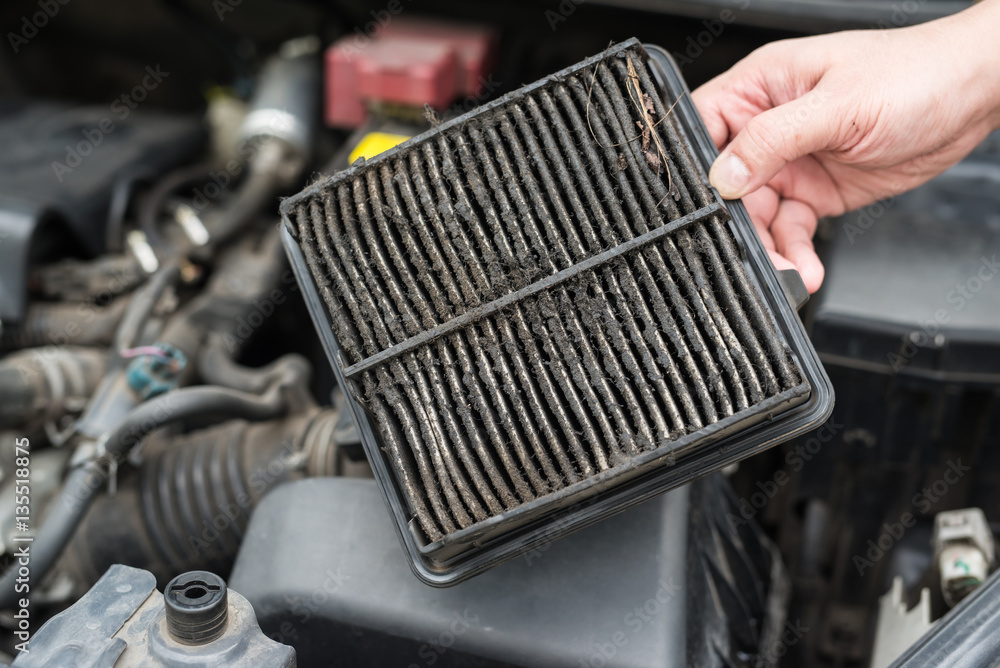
[423,104,441,127]
[626,56,672,192]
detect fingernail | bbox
[710,154,750,199]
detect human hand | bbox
[692,2,1000,292]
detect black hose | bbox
[0,461,104,611]
[197,336,290,393]
[104,354,309,457]
[106,383,285,455]
[0,299,130,352]
[193,167,281,261]
[139,159,277,256]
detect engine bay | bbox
[0,1,996,666]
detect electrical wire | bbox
[119,345,175,362]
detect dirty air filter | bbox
[281,39,833,585]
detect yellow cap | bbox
[348,132,412,165]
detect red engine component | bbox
[324,18,497,129]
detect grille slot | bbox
[284,42,813,556]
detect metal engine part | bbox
[11,565,295,667]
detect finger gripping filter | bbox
[281,39,833,585]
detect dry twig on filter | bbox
[626,56,681,205]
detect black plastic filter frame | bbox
[280,39,834,586]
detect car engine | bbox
[0,1,996,667]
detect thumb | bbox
[709,90,835,199]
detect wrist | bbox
[948,0,1000,130]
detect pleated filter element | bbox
[281,39,833,584]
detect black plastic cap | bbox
[164,571,229,644]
